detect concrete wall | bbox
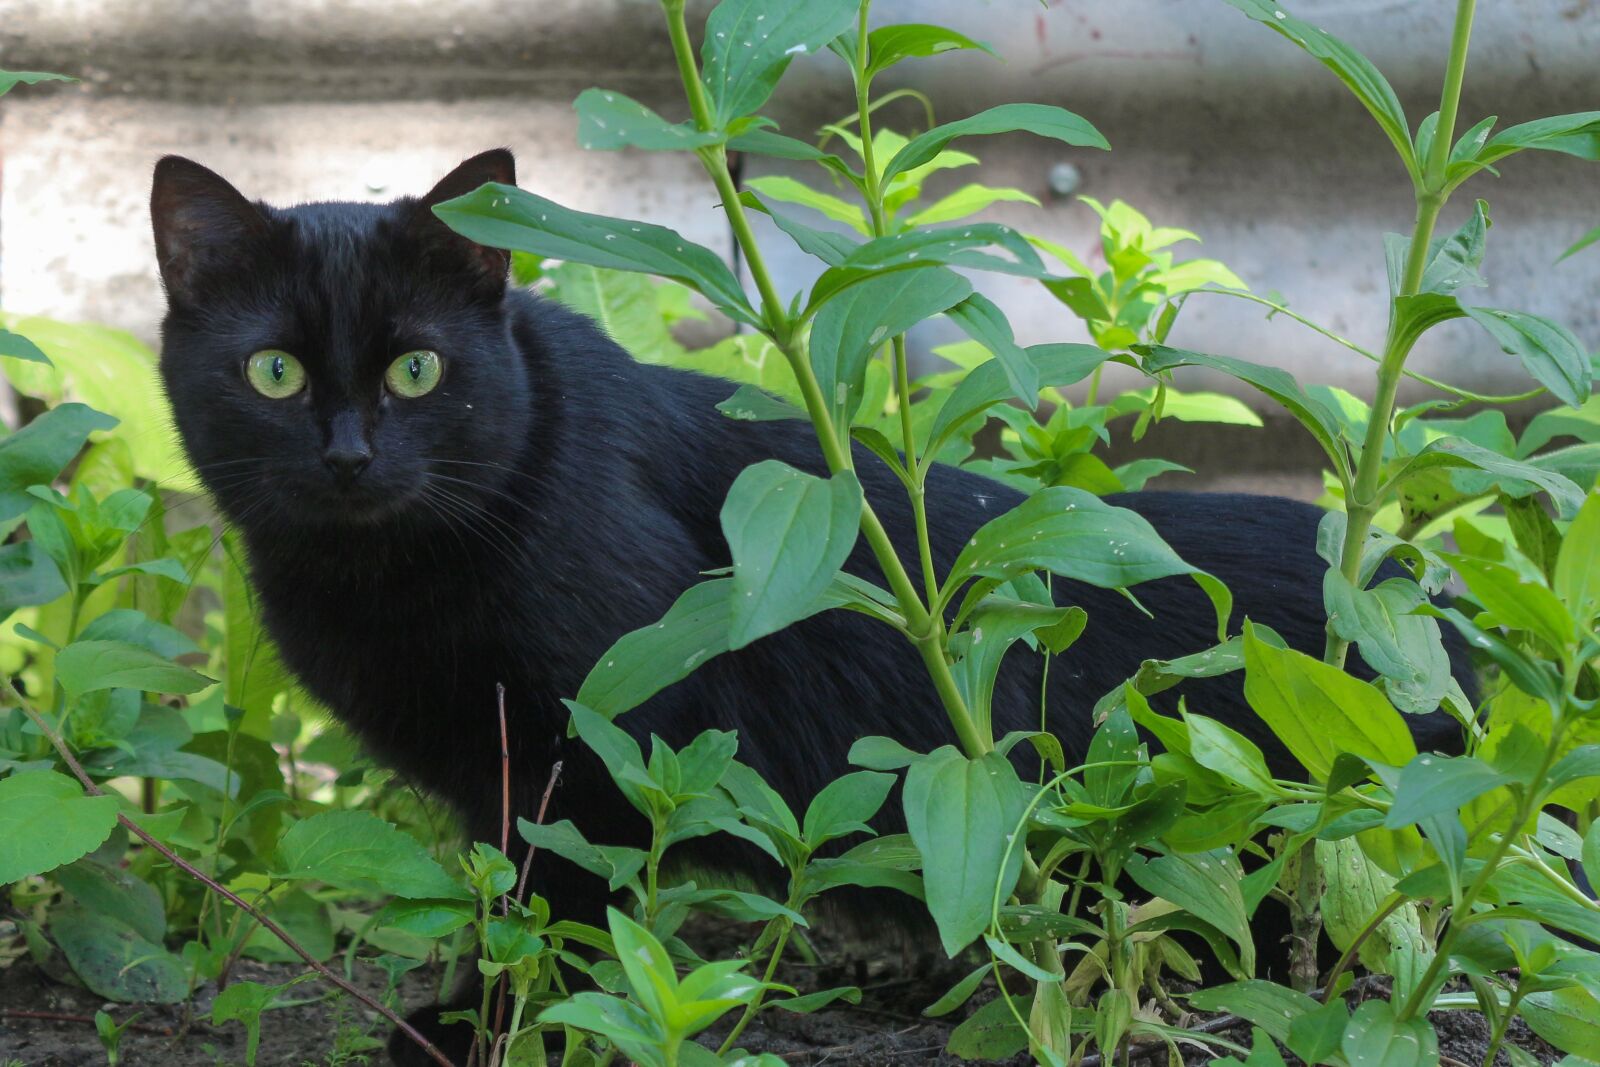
[1,0,1596,477]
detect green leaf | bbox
[78,609,202,661]
[0,541,68,619]
[275,810,468,900]
[56,858,168,945]
[925,343,1109,459]
[866,23,995,76]
[802,770,895,848]
[52,903,187,1004]
[433,185,758,326]
[944,989,1032,1060]
[1323,572,1452,714]
[0,327,52,365]
[700,0,858,125]
[744,175,867,233]
[55,640,212,699]
[946,294,1040,407]
[1220,0,1416,179]
[0,69,76,98]
[574,88,720,152]
[881,103,1108,185]
[1386,754,1510,829]
[1464,306,1591,408]
[1522,987,1600,1058]
[212,978,312,1066]
[1187,980,1319,1045]
[1446,555,1574,651]
[1474,111,1600,169]
[903,747,1030,955]
[809,266,971,428]
[1558,224,1600,263]
[1389,436,1586,519]
[716,383,805,423]
[0,403,118,522]
[1138,344,1349,481]
[0,770,120,884]
[1127,850,1255,976]
[1341,999,1439,1067]
[576,578,830,719]
[546,262,687,365]
[1581,822,1599,912]
[1183,711,1278,797]
[944,486,1230,640]
[906,183,1039,228]
[847,735,920,771]
[1242,623,1416,780]
[722,461,862,649]
[1555,491,1600,625]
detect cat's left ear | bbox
[151,156,270,307]
[411,148,517,293]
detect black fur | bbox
[152,151,1468,1063]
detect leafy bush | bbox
[3,1,1600,1065]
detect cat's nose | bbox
[323,444,371,483]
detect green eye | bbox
[386,350,443,398]
[245,350,306,398]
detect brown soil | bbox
[0,925,1562,1067]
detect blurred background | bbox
[0,0,1595,497]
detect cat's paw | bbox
[386,1003,475,1067]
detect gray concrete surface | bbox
[0,0,1595,412]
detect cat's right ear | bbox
[151,156,269,306]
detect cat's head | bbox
[151,149,532,532]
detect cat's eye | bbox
[245,350,306,399]
[386,350,443,399]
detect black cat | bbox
[151,149,1467,1064]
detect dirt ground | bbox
[0,923,1563,1067]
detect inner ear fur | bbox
[410,148,518,290]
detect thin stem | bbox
[1480,986,1523,1067]
[658,0,987,756]
[5,681,457,1067]
[717,920,792,1053]
[1425,0,1478,190]
[1319,892,1406,1003]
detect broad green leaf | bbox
[56,858,168,945]
[1386,754,1510,829]
[1558,224,1600,263]
[0,70,75,98]
[1446,554,1574,651]
[55,640,212,699]
[1389,436,1585,519]
[945,992,1032,1060]
[0,541,68,619]
[1473,111,1600,169]
[881,103,1108,184]
[1522,987,1600,1058]
[740,190,860,265]
[0,327,51,364]
[574,88,720,152]
[866,24,995,76]
[1555,491,1600,625]
[946,293,1040,407]
[1316,838,1429,1000]
[0,770,120,884]
[1342,999,1439,1067]
[434,185,758,326]
[1221,0,1416,178]
[722,461,862,648]
[1520,396,1600,456]
[809,266,971,428]
[1387,199,1489,299]
[0,403,118,522]
[1183,711,1278,797]
[1127,850,1255,976]
[275,810,468,900]
[944,486,1230,640]
[546,262,687,365]
[1138,344,1349,480]
[801,770,895,848]
[716,383,805,423]
[1187,980,1319,1045]
[907,183,1039,227]
[925,342,1109,459]
[700,0,858,125]
[1464,306,1591,408]
[807,226,1049,314]
[744,175,867,233]
[1242,623,1416,780]
[52,903,187,1004]
[847,735,920,771]
[1583,822,1600,907]
[903,747,1030,955]
[1323,571,1452,714]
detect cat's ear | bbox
[151,156,269,306]
[410,148,517,293]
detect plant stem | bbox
[658,0,988,757]
[716,919,791,1053]
[4,681,458,1067]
